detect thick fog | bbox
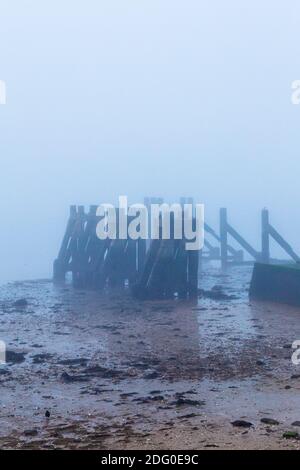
[0,0,300,282]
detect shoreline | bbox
[1,266,300,449]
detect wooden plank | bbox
[268,224,300,263]
[226,223,260,261]
[205,222,239,257]
[261,208,270,263]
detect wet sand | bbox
[1,265,300,450]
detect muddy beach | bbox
[1,265,300,450]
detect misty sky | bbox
[0,0,300,281]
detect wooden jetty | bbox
[132,207,199,299]
[53,199,200,299]
[203,208,300,267]
[54,200,300,299]
[53,205,146,289]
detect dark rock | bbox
[231,420,253,428]
[282,431,299,439]
[24,429,38,437]
[13,299,28,308]
[261,418,280,425]
[198,288,238,301]
[256,360,265,366]
[291,421,300,427]
[143,371,159,379]
[150,395,164,401]
[57,358,88,366]
[60,372,89,383]
[177,413,199,419]
[6,350,26,364]
[84,366,122,379]
[132,396,152,404]
[45,410,50,418]
[32,353,53,364]
[120,392,138,398]
[171,398,205,407]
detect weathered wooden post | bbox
[72,205,86,288]
[174,241,188,299]
[188,249,199,296]
[198,247,203,270]
[220,208,228,269]
[137,239,146,274]
[53,205,77,283]
[84,205,99,288]
[261,208,270,263]
[186,207,198,296]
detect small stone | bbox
[261,418,279,425]
[143,371,159,379]
[13,299,28,308]
[283,431,299,439]
[256,360,265,366]
[231,420,253,428]
[45,410,50,418]
[6,350,26,364]
[172,398,205,407]
[24,429,38,437]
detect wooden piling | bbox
[53,205,77,284]
[220,208,228,269]
[54,202,300,294]
[261,208,270,263]
[268,224,300,263]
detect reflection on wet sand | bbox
[1,265,300,449]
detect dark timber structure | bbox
[250,263,300,306]
[53,205,147,290]
[54,201,300,300]
[203,208,300,267]
[53,199,200,299]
